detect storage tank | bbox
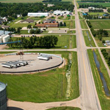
[0,82,7,110]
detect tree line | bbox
[101,49,110,66]
[43,0,62,2]
[79,4,106,9]
[80,0,110,2]
[89,9,103,12]
[8,35,58,48]
[0,2,74,19]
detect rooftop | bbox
[0,82,6,92]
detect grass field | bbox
[90,20,110,29]
[88,49,110,110]
[80,20,88,29]
[47,107,81,110]
[63,20,75,29]
[9,35,76,49]
[78,2,110,7]
[83,30,96,47]
[8,22,35,28]
[0,51,79,103]
[88,12,105,16]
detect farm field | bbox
[83,30,96,47]
[78,2,110,7]
[90,20,110,29]
[0,51,79,103]
[48,107,81,110]
[80,20,88,29]
[88,49,110,110]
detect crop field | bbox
[90,20,110,29]
[0,51,79,103]
[78,2,110,7]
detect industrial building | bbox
[38,53,52,61]
[28,12,49,17]
[0,82,7,110]
[53,10,71,16]
[0,34,11,43]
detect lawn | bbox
[63,20,75,29]
[80,20,88,29]
[83,30,96,47]
[47,107,81,110]
[88,12,105,16]
[90,20,110,29]
[8,22,35,28]
[0,51,79,103]
[88,49,110,110]
[9,35,76,49]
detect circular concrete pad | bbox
[0,54,63,73]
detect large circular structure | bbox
[0,53,63,73]
[0,82,7,110]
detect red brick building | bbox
[36,23,58,27]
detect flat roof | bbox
[0,82,6,92]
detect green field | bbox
[83,30,96,47]
[0,51,79,103]
[90,20,110,29]
[48,107,81,110]
[88,12,105,16]
[63,20,75,29]
[80,20,88,29]
[88,49,110,110]
[78,2,110,7]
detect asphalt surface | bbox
[74,0,102,110]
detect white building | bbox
[28,12,49,17]
[53,10,71,16]
[0,34,10,43]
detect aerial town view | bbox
[0,0,110,110]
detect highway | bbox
[2,0,104,109]
[74,0,102,110]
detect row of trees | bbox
[101,49,110,66]
[8,35,58,48]
[43,0,62,2]
[89,9,103,12]
[87,21,108,41]
[0,2,74,18]
[79,4,106,9]
[84,14,110,19]
[80,0,110,2]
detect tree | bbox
[64,22,66,26]
[27,25,32,29]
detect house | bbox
[21,19,34,23]
[17,14,22,18]
[36,23,58,27]
[0,34,11,43]
[1,25,10,29]
[43,19,56,23]
[27,12,49,17]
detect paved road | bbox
[74,0,102,109]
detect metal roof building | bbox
[0,82,7,110]
[28,12,49,17]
